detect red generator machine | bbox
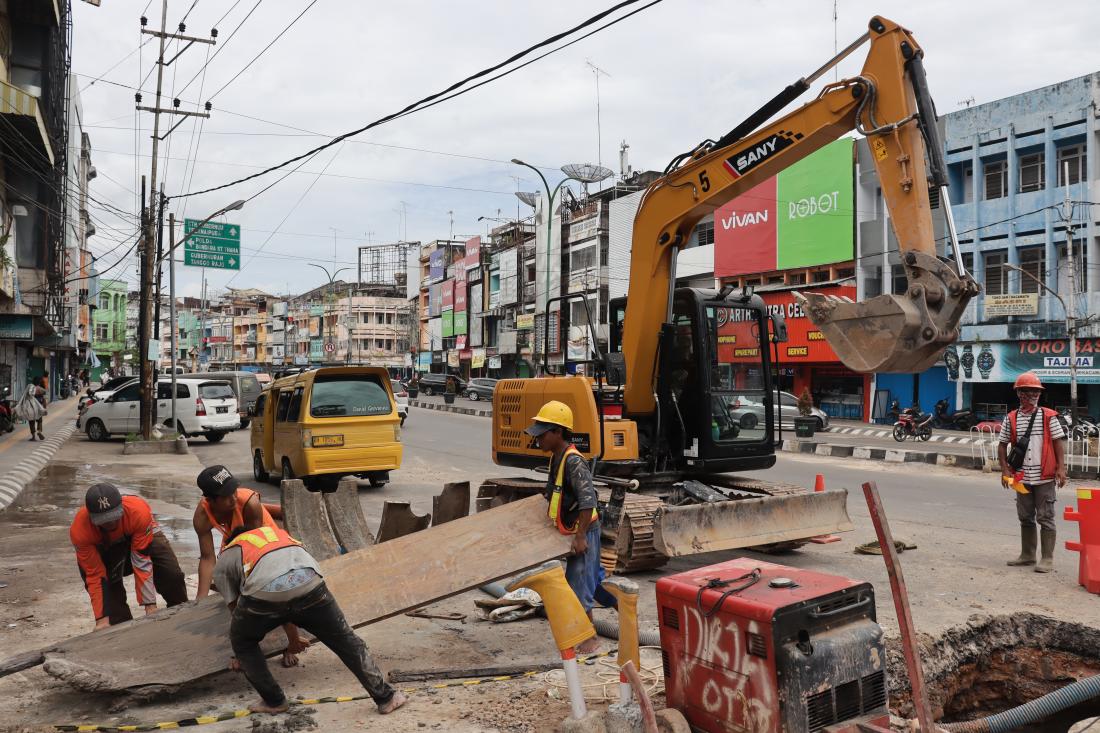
[657,558,888,733]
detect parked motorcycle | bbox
[893,406,932,442]
[933,398,977,430]
[1060,410,1100,441]
[0,386,14,433]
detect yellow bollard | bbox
[508,560,596,719]
[601,576,639,705]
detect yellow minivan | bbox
[250,366,402,488]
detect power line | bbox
[79,38,154,93]
[176,0,264,97]
[173,0,660,200]
[207,0,317,102]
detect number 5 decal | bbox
[699,170,711,192]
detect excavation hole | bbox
[888,614,1100,732]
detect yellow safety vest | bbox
[227,526,302,577]
[547,445,599,535]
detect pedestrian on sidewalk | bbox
[998,371,1067,573]
[13,377,46,441]
[71,483,188,629]
[525,400,612,655]
[216,525,407,717]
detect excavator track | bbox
[477,475,817,574]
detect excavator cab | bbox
[656,289,781,475]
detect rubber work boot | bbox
[1035,529,1056,573]
[1007,525,1037,566]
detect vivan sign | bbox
[714,138,853,278]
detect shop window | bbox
[984,159,1007,200]
[984,251,1007,296]
[1057,145,1086,187]
[812,270,831,283]
[1018,152,1045,193]
[742,277,761,287]
[951,252,974,276]
[767,276,784,285]
[836,268,855,279]
[1018,247,1045,294]
[787,272,806,285]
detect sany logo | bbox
[723,130,800,178]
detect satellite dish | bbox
[560,163,614,183]
[515,191,539,207]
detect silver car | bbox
[726,391,829,431]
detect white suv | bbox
[79,378,240,442]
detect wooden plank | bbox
[28,496,569,693]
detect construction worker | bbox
[70,483,188,629]
[193,465,284,600]
[525,400,603,654]
[215,525,406,717]
[998,371,1067,573]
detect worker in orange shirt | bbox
[70,483,188,629]
[193,465,283,601]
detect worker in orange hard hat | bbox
[526,400,604,654]
[997,371,1067,573]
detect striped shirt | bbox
[999,409,1066,484]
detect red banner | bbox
[442,279,454,310]
[454,267,467,312]
[714,177,776,277]
[465,236,481,269]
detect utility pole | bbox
[135,2,214,439]
[1062,160,1079,420]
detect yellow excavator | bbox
[480,16,981,571]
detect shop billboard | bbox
[454,268,467,312]
[442,279,454,310]
[946,339,1100,384]
[454,310,467,335]
[429,250,445,282]
[714,138,854,277]
[465,236,481,269]
[442,310,454,338]
[717,284,855,363]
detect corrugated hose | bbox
[940,672,1100,732]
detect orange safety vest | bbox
[202,489,277,550]
[1008,407,1058,481]
[547,445,599,535]
[226,526,302,578]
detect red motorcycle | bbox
[893,406,932,442]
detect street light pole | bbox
[1006,263,1078,418]
[309,263,351,363]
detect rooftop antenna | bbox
[957,96,976,108]
[619,140,632,180]
[585,59,611,169]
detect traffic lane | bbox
[187,408,531,535]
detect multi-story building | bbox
[91,279,128,376]
[0,2,79,396]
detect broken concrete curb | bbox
[121,438,190,455]
[0,422,77,513]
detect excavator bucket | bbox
[652,490,853,557]
[796,251,980,374]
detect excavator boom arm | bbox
[620,16,979,417]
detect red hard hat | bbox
[1014,371,1044,390]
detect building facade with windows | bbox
[935,73,1099,420]
[90,278,127,375]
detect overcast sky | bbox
[71,0,1098,301]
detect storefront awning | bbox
[0,79,55,167]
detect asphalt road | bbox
[188,405,1080,545]
[169,403,1098,636]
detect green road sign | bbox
[183,218,241,270]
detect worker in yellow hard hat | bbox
[526,400,603,654]
[997,371,1067,573]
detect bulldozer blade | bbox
[652,490,853,557]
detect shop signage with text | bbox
[714,138,853,277]
[984,293,1039,317]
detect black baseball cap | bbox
[85,483,124,526]
[197,465,240,498]
[524,421,557,438]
